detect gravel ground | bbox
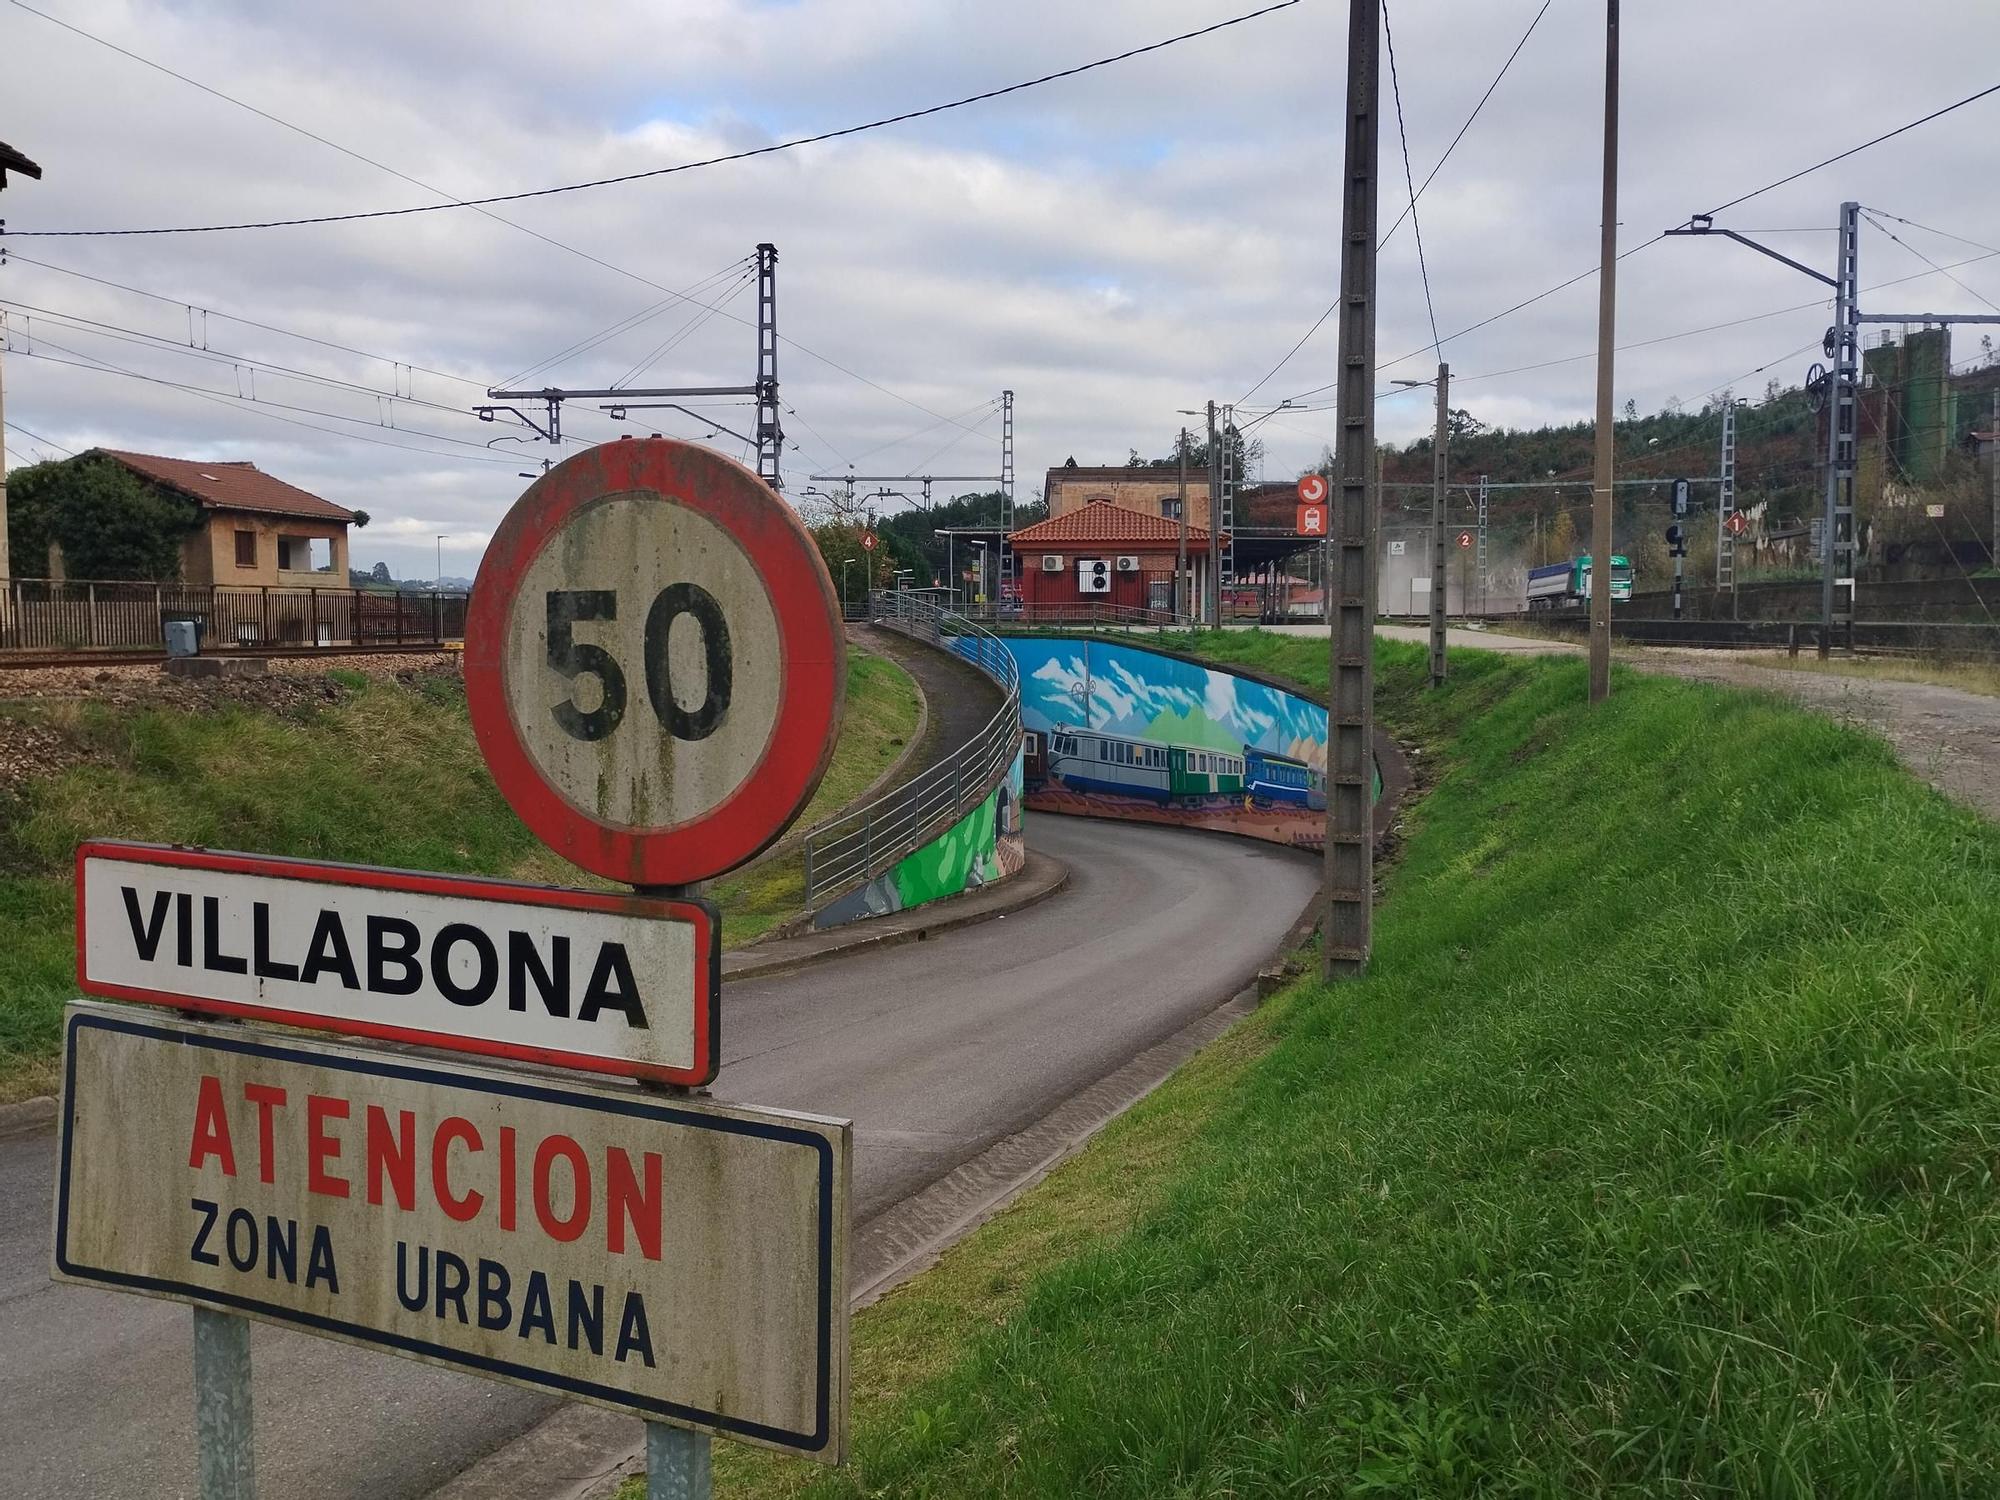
[1623,649,2000,824]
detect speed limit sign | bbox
[466,438,846,884]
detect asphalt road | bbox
[0,814,1318,1500]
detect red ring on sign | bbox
[465,439,845,885]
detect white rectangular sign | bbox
[53,1004,849,1459]
[77,841,720,1086]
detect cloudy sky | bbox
[4,0,1997,580]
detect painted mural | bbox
[812,749,1026,928]
[1003,637,1344,852]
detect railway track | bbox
[0,641,463,671]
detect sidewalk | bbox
[724,850,1069,982]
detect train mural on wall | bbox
[998,636,1348,851]
[1025,727,1326,811]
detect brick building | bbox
[91,449,355,585]
[1009,504,1221,615]
[1044,462,1212,530]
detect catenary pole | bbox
[1588,0,1620,702]
[1177,428,1190,618]
[1206,400,1220,624]
[1428,362,1449,685]
[1323,0,1380,982]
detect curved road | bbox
[0,816,1317,1499]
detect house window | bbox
[234,530,257,567]
[1087,494,1112,505]
[1161,496,1182,520]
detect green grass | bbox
[0,648,919,1098]
[707,631,2000,1497]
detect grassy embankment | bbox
[692,630,2000,1498]
[0,649,918,1101]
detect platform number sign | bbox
[862,531,877,552]
[467,438,846,885]
[1457,531,1473,549]
[1727,511,1749,538]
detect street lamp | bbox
[433,534,452,643]
[841,557,855,611]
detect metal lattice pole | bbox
[754,242,783,490]
[1476,473,1489,613]
[1323,0,1379,983]
[1716,400,1737,589]
[1821,203,1860,657]
[1000,389,1015,615]
[1220,402,1238,593]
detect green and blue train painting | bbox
[996,637,1357,851]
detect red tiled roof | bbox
[92,449,355,523]
[1010,507,1220,546]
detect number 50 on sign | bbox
[467,439,847,885]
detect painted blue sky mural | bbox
[1003,639,1327,770]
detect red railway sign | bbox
[1296,502,1327,536]
[1725,511,1748,537]
[1297,473,1329,506]
[466,438,846,885]
[861,531,877,552]
[1457,531,1474,548]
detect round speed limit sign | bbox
[466,438,846,884]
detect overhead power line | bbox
[1377,0,1549,252]
[1697,80,2000,220]
[1381,1,1440,359]
[4,417,75,458]
[0,8,1019,446]
[1250,72,2000,413]
[1860,211,2000,314]
[1237,0,1548,404]
[13,335,532,465]
[6,0,1303,239]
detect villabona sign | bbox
[77,842,721,1086]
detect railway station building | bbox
[1008,504,1221,615]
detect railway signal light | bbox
[1671,477,1691,517]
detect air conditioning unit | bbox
[1115,555,1141,573]
[1040,553,1065,573]
[1077,558,1112,594]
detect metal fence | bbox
[802,591,1022,906]
[959,600,1197,630]
[0,577,468,653]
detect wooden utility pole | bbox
[0,141,47,590]
[1323,0,1380,983]
[1588,0,1620,703]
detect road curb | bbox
[722,851,1070,984]
[0,1094,57,1140]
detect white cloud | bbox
[3,0,1998,582]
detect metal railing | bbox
[802,591,1022,906]
[0,576,468,653]
[960,600,1197,630]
